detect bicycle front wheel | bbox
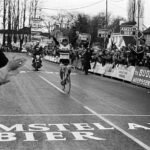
[65,75,71,94]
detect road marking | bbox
[39,75,150,150]
[0,114,149,117]
[0,114,94,117]
[84,106,150,150]
[39,75,65,94]
[98,114,150,117]
[43,71,77,75]
[20,71,28,73]
[20,70,77,75]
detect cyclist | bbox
[52,36,72,85]
[59,38,72,85]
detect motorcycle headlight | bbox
[36,55,40,59]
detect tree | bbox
[90,13,108,43]
[7,0,12,46]
[127,0,144,22]
[108,16,126,32]
[2,0,8,46]
[42,15,54,38]
[74,13,90,33]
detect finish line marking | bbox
[39,75,150,150]
[20,71,77,75]
[0,114,94,117]
[0,114,149,117]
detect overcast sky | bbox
[40,0,150,27]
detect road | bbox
[0,52,149,150]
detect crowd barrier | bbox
[44,55,150,89]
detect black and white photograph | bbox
[0,0,150,149]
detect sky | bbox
[40,0,150,27]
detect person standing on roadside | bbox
[82,47,92,75]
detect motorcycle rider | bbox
[32,41,43,67]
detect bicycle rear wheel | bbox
[61,71,65,91]
[65,75,71,94]
[60,67,71,94]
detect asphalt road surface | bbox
[0,52,150,150]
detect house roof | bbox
[123,36,136,46]
[143,27,150,34]
[120,21,136,27]
[0,27,31,34]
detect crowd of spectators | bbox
[91,44,150,69]
[43,43,150,69]
[3,39,149,69]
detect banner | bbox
[114,65,135,81]
[132,67,150,88]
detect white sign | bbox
[120,26,137,36]
[31,18,43,32]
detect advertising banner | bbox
[104,65,135,82]
[115,65,135,81]
[132,67,150,88]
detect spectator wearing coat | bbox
[82,48,92,75]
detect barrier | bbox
[43,55,150,89]
[107,65,135,82]
[90,63,135,82]
[132,67,150,88]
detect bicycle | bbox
[60,65,71,94]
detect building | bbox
[143,27,150,46]
[107,22,140,49]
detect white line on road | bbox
[84,106,150,150]
[39,75,150,150]
[0,114,149,117]
[20,70,77,75]
[99,114,150,117]
[0,114,94,117]
[39,75,65,94]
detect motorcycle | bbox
[32,55,42,71]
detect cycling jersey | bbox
[59,44,71,65]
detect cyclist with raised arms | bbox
[53,37,72,86]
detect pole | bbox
[136,0,140,52]
[104,0,108,49]
[3,0,6,46]
[106,0,108,28]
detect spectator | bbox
[0,48,26,85]
[82,48,92,75]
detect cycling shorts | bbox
[60,59,70,66]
